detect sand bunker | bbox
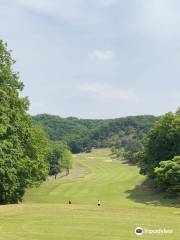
[105,160,113,163]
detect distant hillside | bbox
[32,114,158,153]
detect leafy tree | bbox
[111,147,126,160]
[154,156,180,197]
[176,108,180,115]
[46,142,72,178]
[0,40,48,203]
[25,125,49,183]
[67,136,84,153]
[61,149,72,175]
[110,128,144,164]
[47,142,63,178]
[139,112,180,177]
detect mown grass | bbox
[0,148,179,240]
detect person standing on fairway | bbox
[97,200,101,207]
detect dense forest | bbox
[32,114,158,154]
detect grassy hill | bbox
[0,149,179,240]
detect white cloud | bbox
[89,50,114,61]
[79,83,139,102]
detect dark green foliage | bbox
[100,116,157,164]
[46,142,72,178]
[154,156,180,197]
[111,147,126,160]
[137,111,180,198]
[32,114,158,154]
[32,114,92,153]
[139,112,180,177]
[110,127,144,164]
[32,115,88,142]
[176,108,180,115]
[0,41,49,204]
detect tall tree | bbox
[139,111,180,177]
[0,40,48,203]
[46,142,72,179]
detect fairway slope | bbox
[0,149,179,240]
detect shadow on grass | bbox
[125,179,180,208]
[109,154,135,166]
[121,159,135,166]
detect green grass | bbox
[0,148,179,240]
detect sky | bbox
[0,0,180,118]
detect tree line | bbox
[32,114,158,154]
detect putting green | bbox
[0,149,179,240]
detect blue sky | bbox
[0,0,180,118]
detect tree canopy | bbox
[154,156,180,197]
[32,114,158,154]
[46,142,72,178]
[0,40,49,203]
[139,112,180,177]
[137,110,180,197]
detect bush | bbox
[154,156,180,197]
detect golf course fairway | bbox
[0,149,179,240]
